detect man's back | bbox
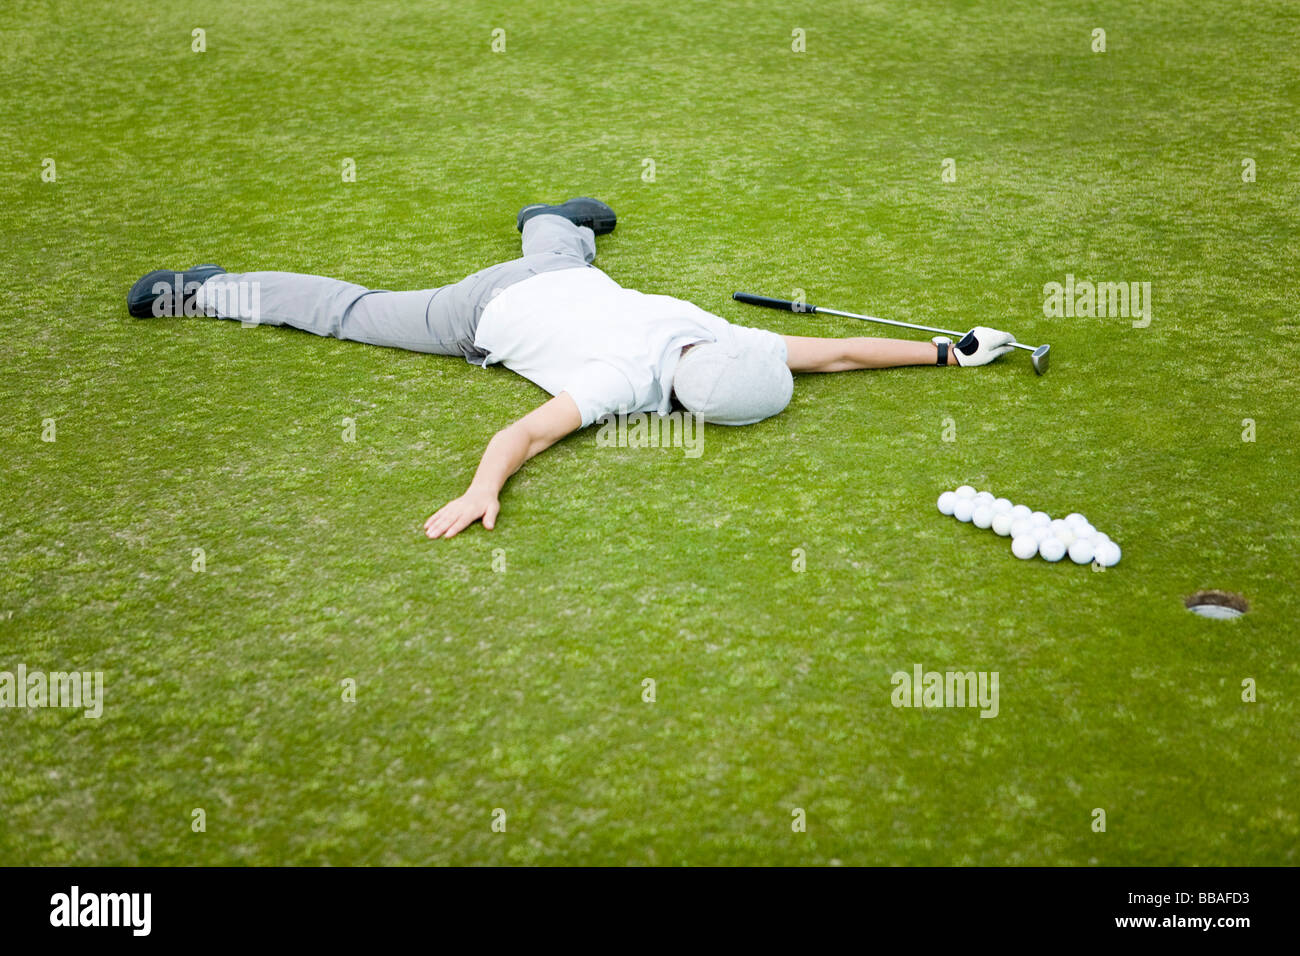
[475,265,786,426]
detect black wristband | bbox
[936,341,948,366]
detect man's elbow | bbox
[816,347,856,372]
[497,421,555,461]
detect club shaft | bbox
[812,306,962,339]
[814,307,1036,351]
[732,292,1043,351]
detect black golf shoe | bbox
[127,264,226,318]
[517,197,616,235]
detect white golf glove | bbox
[953,327,1016,367]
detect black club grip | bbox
[731,292,818,313]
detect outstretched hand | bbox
[424,487,500,539]
[953,327,1016,366]
[421,394,579,539]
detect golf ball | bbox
[1068,538,1095,564]
[953,498,974,522]
[1094,540,1122,567]
[1011,535,1038,560]
[1010,517,1034,539]
[1030,511,1051,527]
[972,491,995,507]
[972,504,994,529]
[1009,504,1032,521]
[955,485,976,499]
[937,491,957,515]
[991,513,1014,536]
[1038,536,1067,562]
[992,497,1013,514]
[1064,513,1087,525]
[1032,523,1055,541]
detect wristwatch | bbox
[932,335,952,366]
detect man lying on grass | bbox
[128,197,1016,538]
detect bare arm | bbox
[423,392,583,539]
[783,335,957,372]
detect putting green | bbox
[1,0,1296,865]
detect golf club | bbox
[732,292,1051,375]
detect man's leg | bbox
[193,272,478,355]
[519,214,596,262]
[188,212,601,358]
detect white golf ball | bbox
[972,491,995,507]
[972,504,994,529]
[991,513,1014,536]
[1009,504,1032,521]
[953,498,974,522]
[1091,532,1111,547]
[955,485,976,499]
[1038,536,1066,562]
[1030,511,1051,527]
[1068,538,1095,564]
[1032,523,1055,541]
[1064,513,1087,525]
[1010,517,1034,539]
[992,497,1013,514]
[937,491,957,515]
[1094,540,1121,567]
[1011,535,1038,560]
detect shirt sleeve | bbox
[563,361,640,428]
[725,323,789,363]
[681,302,789,364]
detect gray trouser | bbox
[194,214,598,364]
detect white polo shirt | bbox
[474,267,787,427]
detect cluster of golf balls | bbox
[936,486,1122,566]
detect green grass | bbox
[2,0,1298,865]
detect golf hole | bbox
[1184,590,1249,619]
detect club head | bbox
[1030,344,1050,375]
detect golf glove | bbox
[953,327,1016,367]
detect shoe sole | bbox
[518,197,616,235]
